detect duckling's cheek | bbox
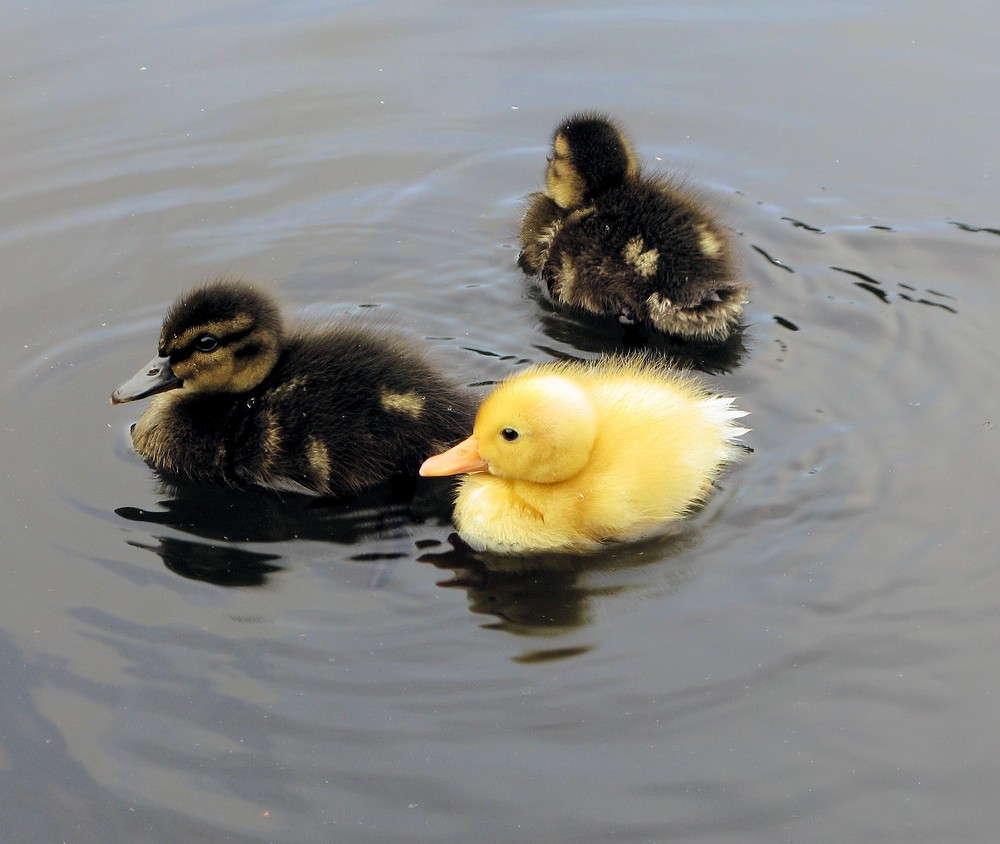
[170,358,206,391]
[174,353,244,393]
[545,161,559,190]
[552,134,572,160]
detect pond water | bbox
[2,1,999,842]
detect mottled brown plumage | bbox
[111,278,474,496]
[519,113,749,342]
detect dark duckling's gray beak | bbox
[110,355,180,404]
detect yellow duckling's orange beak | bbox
[419,435,489,477]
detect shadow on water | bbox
[113,474,460,587]
[114,472,710,644]
[829,265,960,313]
[416,527,700,642]
[124,538,285,587]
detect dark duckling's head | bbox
[545,112,639,209]
[111,279,284,404]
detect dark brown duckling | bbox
[111,278,475,495]
[518,112,749,342]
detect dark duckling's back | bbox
[519,112,749,343]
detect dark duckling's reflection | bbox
[116,474,458,587]
[527,285,748,374]
[127,536,284,587]
[418,528,698,636]
[117,475,705,637]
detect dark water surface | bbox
[2,2,999,842]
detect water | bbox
[2,1,999,842]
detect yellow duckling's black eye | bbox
[501,427,519,442]
[194,334,218,353]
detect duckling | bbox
[111,278,475,496]
[518,113,749,342]
[420,355,748,554]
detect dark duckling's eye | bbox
[501,427,519,442]
[194,334,218,353]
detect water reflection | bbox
[951,220,1000,237]
[116,473,707,637]
[780,216,825,234]
[418,528,698,636]
[115,475,459,586]
[126,537,284,587]
[831,265,959,313]
[115,477,429,543]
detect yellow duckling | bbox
[111,277,474,495]
[420,355,748,554]
[519,112,750,342]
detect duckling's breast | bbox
[131,391,247,485]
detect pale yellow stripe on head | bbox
[171,313,254,348]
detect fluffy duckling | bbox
[111,278,475,495]
[420,355,748,554]
[519,113,749,342]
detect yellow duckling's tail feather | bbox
[700,395,751,439]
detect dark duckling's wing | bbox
[230,324,476,496]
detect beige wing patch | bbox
[623,236,659,278]
[306,436,331,489]
[696,223,725,258]
[259,410,283,474]
[380,389,424,419]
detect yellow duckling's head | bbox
[111,279,284,404]
[545,112,639,209]
[420,372,598,484]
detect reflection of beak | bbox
[419,435,488,476]
[110,355,181,404]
